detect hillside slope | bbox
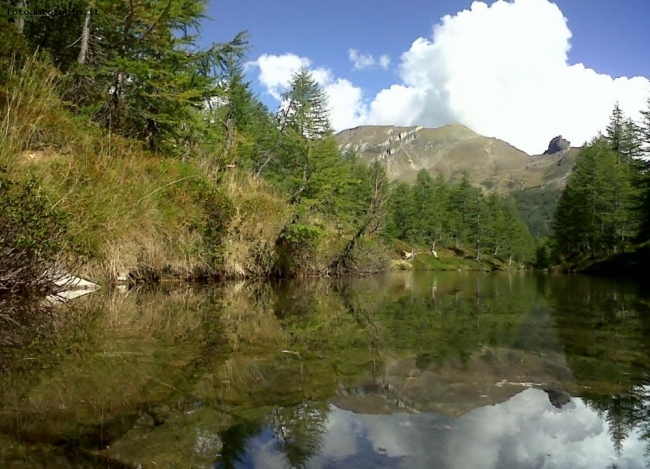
[336,124,579,193]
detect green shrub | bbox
[274,221,324,277]
[191,179,235,271]
[0,168,72,295]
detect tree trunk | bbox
[16,0,26,34]
[77,1,94,65]
[332,164,387,274]
[224,118,235,159]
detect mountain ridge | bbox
[336,123,579,193]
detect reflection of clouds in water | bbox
[236,388,647,468]
[249,433,290,469]
[319,406,360,461]
[444,389,620,469]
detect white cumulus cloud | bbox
[247,53,368,131]
[348,49,391,71]
[384,0,650,153]
[379,54,391,70]
[249,0,650,154]
[246,53,308,100]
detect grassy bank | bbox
[388,240,520,272]
[1,58,296,283]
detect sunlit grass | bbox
[0,56,293,282]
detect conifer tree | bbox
[279,67,332,140]
[606,102,626,156]
[636,98,650,241]
[552,137,638,259]
[640,98,650,155]
[273,68,344,209]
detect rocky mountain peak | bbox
[543,136,571,155]
[335,124,579,193]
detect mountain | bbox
[332,347,575,417]
[336,123,580,193]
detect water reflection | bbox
[0,273,649,468]
[221,389,648,469]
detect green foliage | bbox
[0,169,70,294]
[275,222,324,276]
[552,136,639,260]
[280,222,324,246]
[535,238,552,269]
[551,102,650,268]
[11,0,249,155]
[510,186,563,238]
[635,98,650,243]
[265,69,347,215]
[191,180,235,269]
[385,169,535,264]
[279,67,332,139]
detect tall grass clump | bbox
[220,172,292,278]
[0,55,296,282]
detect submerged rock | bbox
[53,273,100,290]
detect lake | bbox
[1,272,649,468]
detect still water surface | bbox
[1,272,649,468]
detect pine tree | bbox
[639,98,650,156]
[413,170,435,243]
[64,0,249,154]
[606,103,626,156]
[636,98,650,241]
[279,67,332,140]
[553,139,605,258]
[205,55,275,170]
[482,192,503,258]
[450,175,481,250]
[386,182,416,241]
[271,69,351,274]
[620,119,644,160]
[552,137,638,259]
[332,159,390,273]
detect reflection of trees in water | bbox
[368,276,536,364]
[268,401,330,469]
[216,420,263,469]
[583,377,650,464]
[546,276,650,464]
[0,295,79,371]
[1,296,57,340]
[216,401,331,469]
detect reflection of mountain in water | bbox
[333,345,575,418]
[332,272,578,418]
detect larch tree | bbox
[636,98,650,241]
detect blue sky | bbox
[199,0,650,154]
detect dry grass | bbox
[217,281,287,351]
[0,285,210,438]
[0,56,297,282]
[221,171,292,278]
